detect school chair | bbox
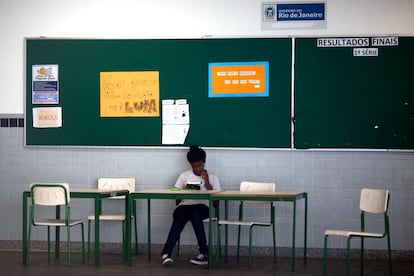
[28,183,85,265]
[87,177,138,257]
[216,181,276,267]
[323,188,392,276]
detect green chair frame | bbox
[28,183,85,265]
[87,177,138,257]
[323,188,392,276]
[216,181,276,267]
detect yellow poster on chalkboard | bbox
[100,71,160,117]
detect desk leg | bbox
[292,199,297,272]
[208,199,213,268]
[94,196,101,267]
[126,194,132,266]
[304,194,308,266]
[55,206,61,259]
[22,192,28,265]
[147,199,151,259]
[224,200,228,262]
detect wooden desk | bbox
[211,191,307,271]
[22,188,131,267]
[130,189,218,267]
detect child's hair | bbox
[186,145,206,163]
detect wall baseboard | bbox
[2,240,413,261]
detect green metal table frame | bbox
[130,189,216,267]
[211,191,308,272]
[22,188,131,267]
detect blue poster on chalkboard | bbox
[32,64,59,104]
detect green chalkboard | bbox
[25,38,292,147]
[294,37,414,149]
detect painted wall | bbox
[1,0,414,113]
[0,0,413,255]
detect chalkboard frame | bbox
[25,38,293,148]
[294,36,414,149]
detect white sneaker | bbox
[190,254,208,266]
[161,254,173,266]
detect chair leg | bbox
[27,223,32,264]
[134,215,139,255]
[212,221,217,264]
[216,224,222,263]
[122,221,126,259]
[346,237,351,276]
[66,226,72,266]
[323,235,328,276]
[272,222,277,264]
[248,226,253,267]
[81,223,85,264]
[360,237,364,276]
[122,218,138,258]
[271,206,277,264]
[47,226,51,263]
[133,203,139,255]
[236,225,241,262]
[87,220,91,258]
[67,226,71,266]
[387,233,393,276]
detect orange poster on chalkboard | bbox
[208,61,269,97]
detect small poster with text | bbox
[32,65,59,104]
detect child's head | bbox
[186,145,206,163]
[187,146,206,175]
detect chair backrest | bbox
[359,188,389,214]
[98,177,135,199]
[240,181,275,192]
[240,181,276,204]
[98,177,135,192]
[31,183,70,206]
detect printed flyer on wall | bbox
[32,64,59,104]
[161,99,190,144]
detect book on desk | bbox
[185,181,202,190]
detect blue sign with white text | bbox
[277,3,325,21]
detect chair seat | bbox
[325,229,384,238]
[34,219,83,227]
[216,181,277,267]
[88,214,130,221]
[202,217,217,222]
[218,220,272,227]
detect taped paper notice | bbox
[33,107,62,128]
[162,99,190,144]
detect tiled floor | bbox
[2,250,411,276]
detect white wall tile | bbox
[1,127,413,250]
